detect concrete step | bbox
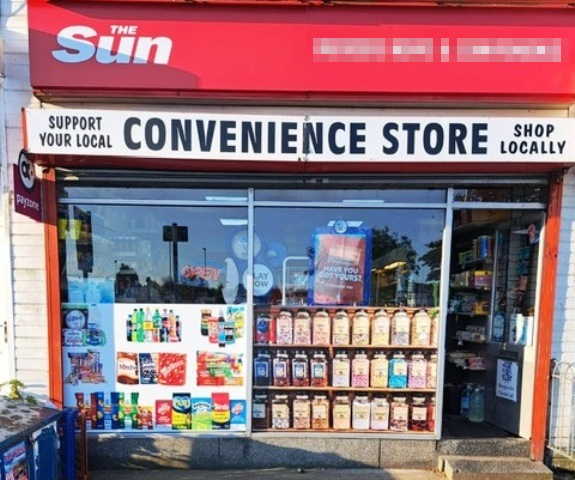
[437,438,530,458]
[437,455,553,480]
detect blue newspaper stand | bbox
[0,404,77,480]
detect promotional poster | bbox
[309,224,372,306]
[62,303,248,432]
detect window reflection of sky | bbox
[61,205,248,303]
[60,200,443,306]
[255,208,444,306]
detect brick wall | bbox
[1,0,48,397]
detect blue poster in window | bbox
[308,223,372,305]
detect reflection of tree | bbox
[371,227,418,306]
[372,227,417,273]
[420,239,442,282]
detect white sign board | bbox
[25,108,575,163]
[496,359,519,402]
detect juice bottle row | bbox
[253,392,436,432]
[255,308,438,347]
[254,350,437,389]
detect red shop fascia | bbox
[25,0,575,461]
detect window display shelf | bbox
[253,386,436,393]
[459,258,493,268]
[452,337,487,344]
[254,344,437,350]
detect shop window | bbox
[58,203,251,434]
[58,205,248,304]
[252,207,444,434]
[453,186,547,203]
[253,207,443,307]
[255,188,446,203]
[58,185,248,202]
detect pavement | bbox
[89,469,443,480]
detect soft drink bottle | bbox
[460,384,471,418]
[218,310,226,347]
[469,385,485,423]
[126,315,133,342]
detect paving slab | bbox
[89,468,443,480]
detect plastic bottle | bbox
[293,310,312,345]
[310,352,329,387]
[126,314,133,342]
[292,351,310,387]
[460,384,472,418]
[152,309,162,342]
[351,352,370,388]
[312,310,331,345]
[352,310,370,346]
[136,308,144,342]
[370,353,389,388]
[391,311,411,346]
[352,395,371,430]
[332,310,350,345]
[332,351,351,387]
[217,309,226,347]
[468,385,485,423]
[276,310,293,345]
[293,395,311,430]
[254,352,272,386]
[388,353,408,389]
[273,351,290,386]
[408,353,427,389]
[333,395,352,430]
[371,310,390,346]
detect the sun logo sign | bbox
[52,25,173,64]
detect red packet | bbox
[155,400,173,430]
[158,353,186,386]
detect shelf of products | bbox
[448,352,486,371]
[253,392,436,433]
[254,387,437,393]
[253,306,438,434]
[449,286,491,293]
[446,232,496,422]
[254,344,438,351]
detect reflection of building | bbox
[372,247,409,305]
[372,247,437,307]
[115,263,141,301]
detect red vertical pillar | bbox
[531,171,564,461]
[42,166,64,408]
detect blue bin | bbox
[0,406,75,480]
